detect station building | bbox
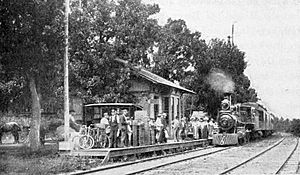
[70,59,195,137]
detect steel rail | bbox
[72,145,215,175]
[219,138,285,175]
[275,137,299,174]
[124,147,232,175]
[72,146,232,175]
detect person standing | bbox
[201,117,209,139]
[149,118,156,144]
[198,118,204,139]
[190,117,199,140]
[101,112,110,135]
[109,109,118,148]
[171,116,180,142]
[180,117,188,140]
[161,113,168,143]
[69,110,80,132]
[118,109,129,147]
[155,114,164,144]
[125,112,133,146]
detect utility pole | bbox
[64,0,70,142]
[232,23,234,46]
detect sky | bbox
[143,0,300,119]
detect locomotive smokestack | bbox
[223,92,232,103]
[221,92,232,111]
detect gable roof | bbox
[115,58,195,94]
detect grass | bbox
[0,143,102,175]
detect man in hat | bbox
[179,117,187,140]
[118,109,129,147]
[155,113,166,143]
[155,113,162,143]
[109,109,119,148]
[190,117,199,140]
[171,116,180,142]
[201,117,209,139]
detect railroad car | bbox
[212,95,274,146]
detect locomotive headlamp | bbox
[221,99,230,110]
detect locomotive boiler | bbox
[213,94,274,146]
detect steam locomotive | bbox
[212,94,274,145]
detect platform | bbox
[62,139,210,164]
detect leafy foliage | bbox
[185,39,258,117]
[151,19,206,81]
[289,119,300,136]
[0,0,261,149]
[0,0,64,110]
[69,0,160,103]
[0,0,64,149]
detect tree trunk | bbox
[29,76,41,151]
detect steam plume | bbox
[206,69,235,94]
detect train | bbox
[212,94,274,145]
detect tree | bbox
[0,0,64,150]
[191,39,258,117]
[289,119,300,136]
[152,18,207,81]
[68,0,160,103]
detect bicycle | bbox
[77,125,94,149]
[72,124,110,150]
[90,123,110,148]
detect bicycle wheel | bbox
[79,135,94,149]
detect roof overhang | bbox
[114,58,195,94]
[84,103,143,109]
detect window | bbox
[177,98,180,118]
[154,104,159,120]
[163,97,169,124]
[163,97,169,114]
[171,97,175,121]
[258,110,264,121]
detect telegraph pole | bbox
[64,0,70,142]
[232,23,234,46]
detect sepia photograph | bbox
[0,0,299,174]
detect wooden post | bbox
[132,121,138,146]
[144,121,150,145]
[64,0,70,142]
[139,124,145,146]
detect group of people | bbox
[149,113,168,144]
[77,110,218,148]
[98,108,132,148]
[148,113,218,144]
[171,116,218,142]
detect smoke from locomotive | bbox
[206,69,235,94]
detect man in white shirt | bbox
[100,112,110,134]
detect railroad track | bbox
[220,137,299,175]
[275,137,300,174]
[71,146,232,175]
